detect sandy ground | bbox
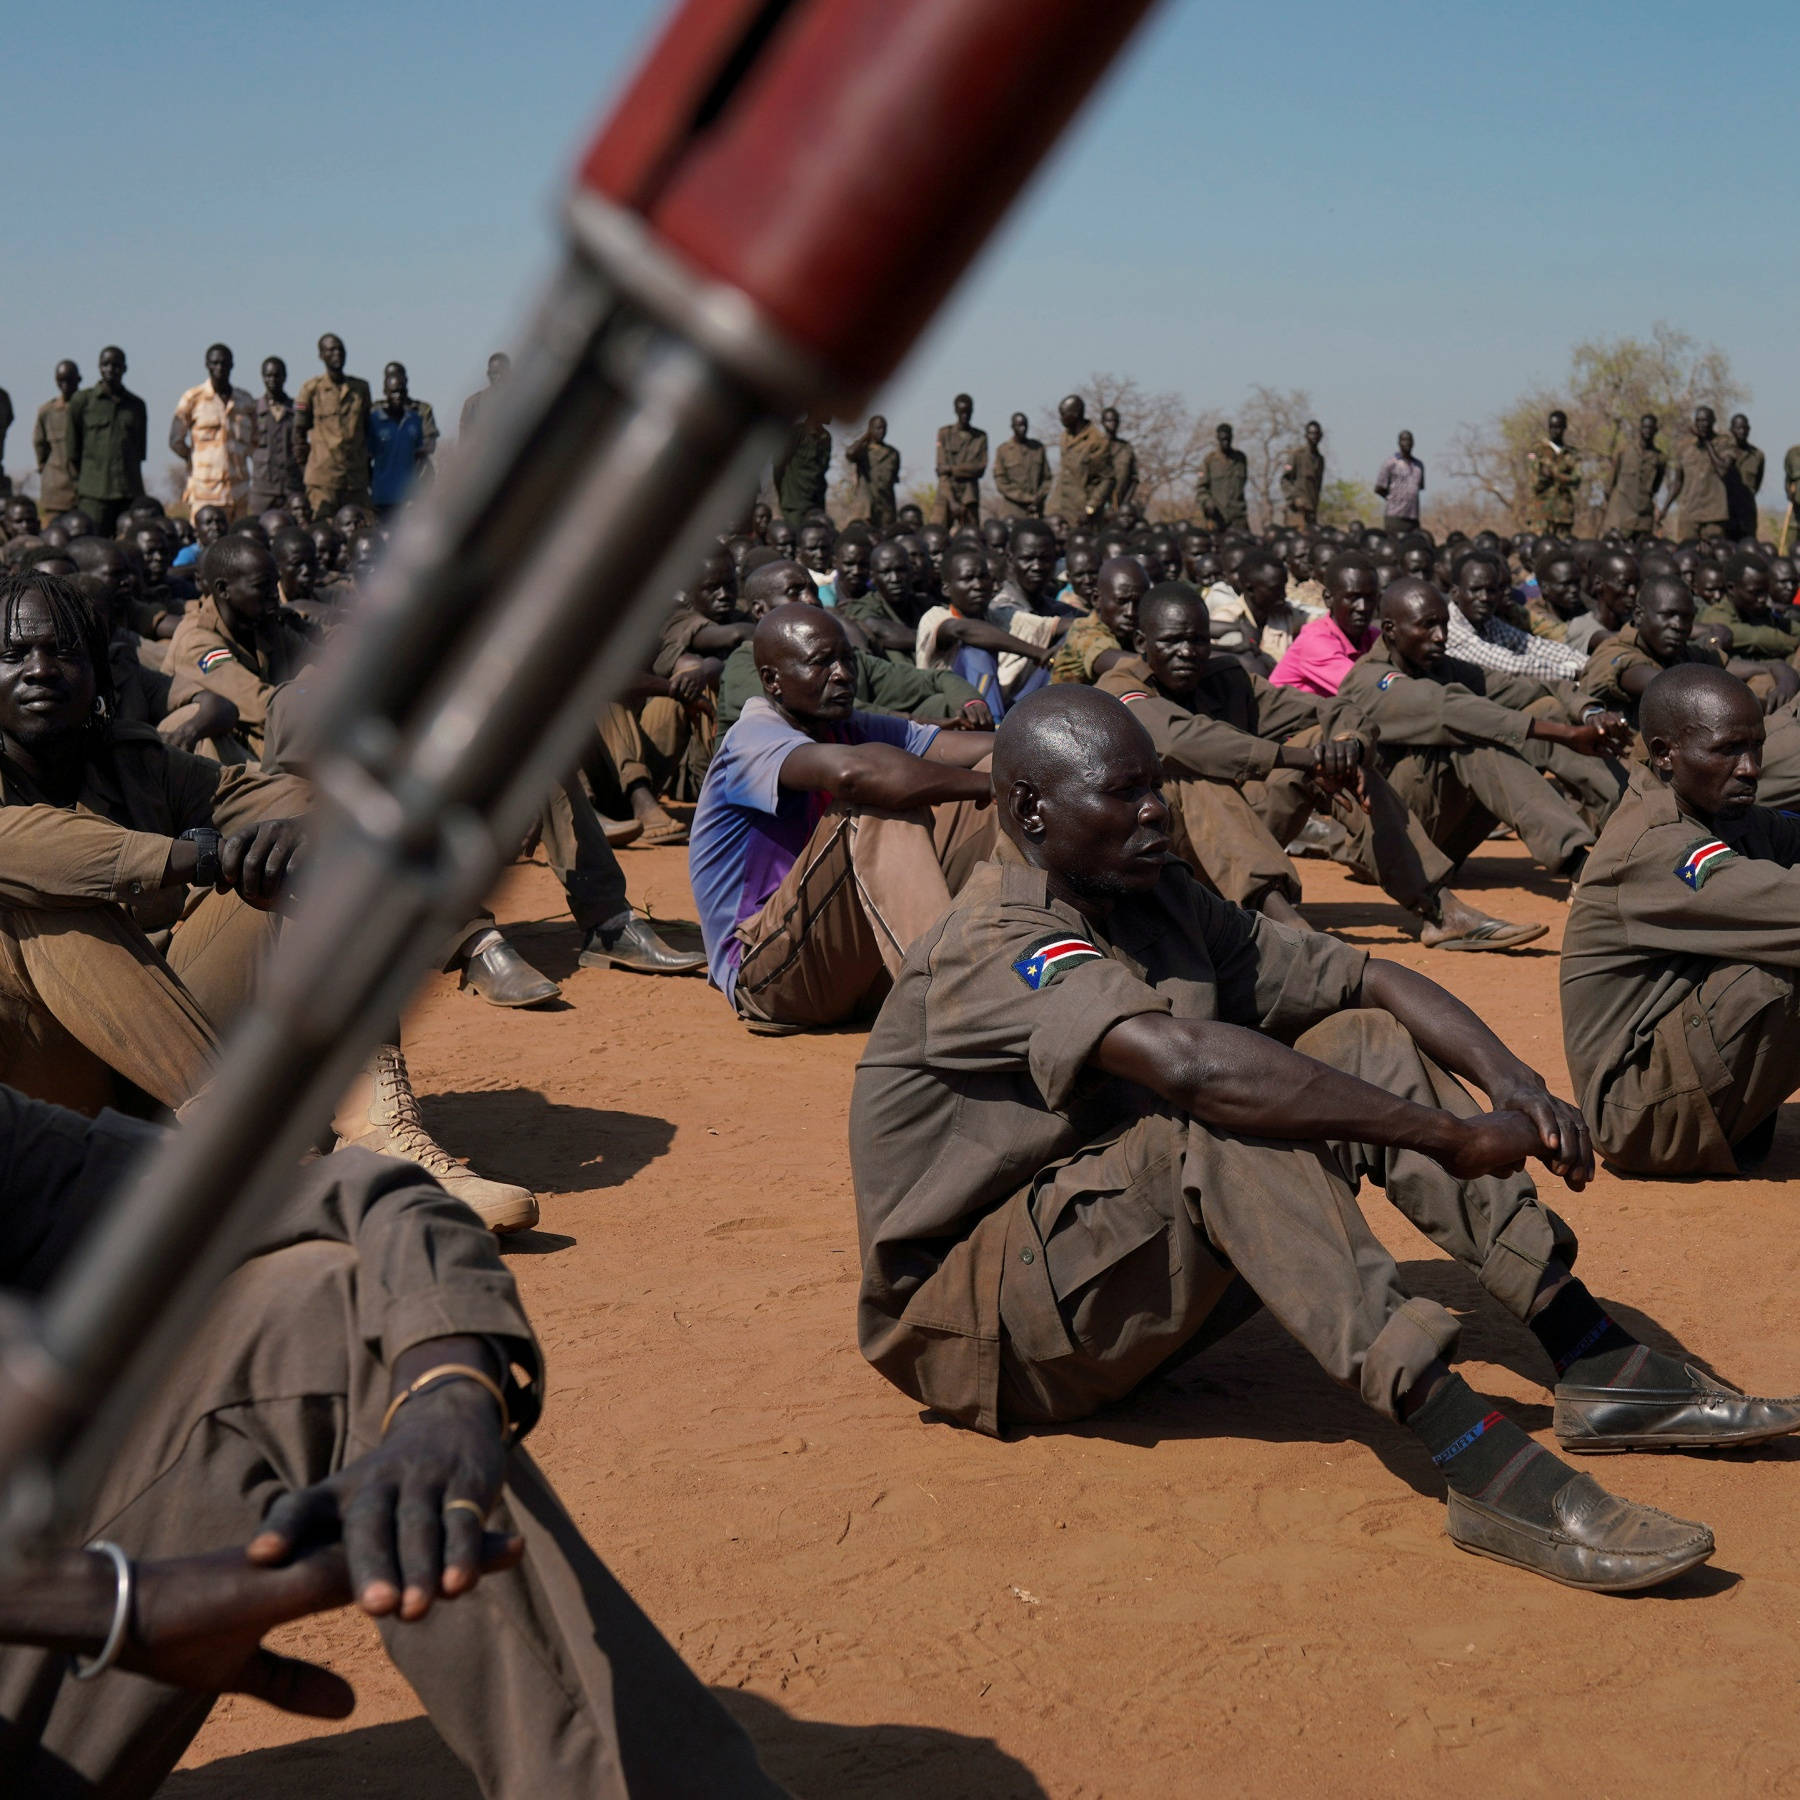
[168,837,1800,1799]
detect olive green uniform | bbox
[714,638,978,730]
[1526,439,1581,534]
[992,435,1050,518]
[1602,439,1665,536]
[31,394,78,514]
[295,371,374,517]
[166,593,322,764]
[64,383,149,533]
[850,838,1572,1437]
[1196,445,1249,533]
[1281,441,1324,528]
[1673,438,1731,540]
[1561,763,1800,1174]
[1695,594,1796,660]
[846,437,901,529]
[1338,641,1593,876]
[933,423,988,529]
[1726,439,1764,541]
[1106,432,1140,512]
[1050,421,1114,524]
[775,422,831,524]
[1097,658,1456,916]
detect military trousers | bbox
[0,892,274,1114]
[1381,742,1591,877]
[1520,698,1627,830]
[0,1231,785,1799]
[995,1009,1575,1428]
[734,796,995,1029]
[1589,962,1800,1177]
[74,496,130,535]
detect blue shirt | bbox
[366,404,425,507]
[689,697,938,1004]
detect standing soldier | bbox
[294,333,373,520]
[1602,413,1665,537]
[0,387,11,496]
[169,343,257,521]
[1658,406,1734,542]
[1280,419,1325,529]
[1196,421,1249,533]
[248,356,303,516]
[1526,409,1582,536]
[933,393,988,529]
[993,411,1050,517]
[32,361,82,517]
[1049,394,1114,525]
[65,346,148,534]
[1784,439,1800,554]
[773,417,831,524]
[844,415,901,529]
[1100,406,1139,514]
[1725,412,1765,542]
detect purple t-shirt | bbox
[689,697,939,1003]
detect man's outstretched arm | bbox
[778,740,990,811]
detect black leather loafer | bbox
[459,940,562,1007]
[1556,1356,1800,1453]
[578,915,706,975]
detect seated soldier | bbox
[1697,551,1798,661]
[837,538,922,660]
[1098,582,1542,949]
[1056,538,1101,610]
[1560,545,1639,658]
[1340,579,1622,882]
[994,519,1073,619]
[914,544,1059,720]
[1576,574,1800,807]
[0,1086,786,1798]
[851,685,1800,1593]
[1269,550,1379,696]
[1048,554,1145,685]
[1563,665,1800,1175]
[718,558,989,730]
[1205,547,1322,673]
[0,570,538,1228]
[690,604,995,1034]
[1445,547,1587,682]
[270,523,328,618]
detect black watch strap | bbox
[178,827,223,888]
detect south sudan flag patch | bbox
[1676,837,1736,889]
[1377,670,1405,690]
[1012,934,1104,991]
[197,647,235,673]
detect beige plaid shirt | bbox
[172,382,256,513]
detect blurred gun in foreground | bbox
[0,0,1159,1545]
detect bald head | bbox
[1381,575,1442,622]
[743,556,815,616]
[751,602,854,723]
[1642,663,1765,822]
[1640,663,1758,753]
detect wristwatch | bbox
[178,826,223,888]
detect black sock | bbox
[1406,1373,1570,1514]
[1528,1277,1638,1383]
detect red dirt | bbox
[170,839,1800,1798]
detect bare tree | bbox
[1235,385,1314,530]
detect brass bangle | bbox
[380,1363,512,1442]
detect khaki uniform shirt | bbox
[32,397,77,513]
[1098,657,1373,785]
[846,440,900,524]
[1106,434,1140,511]
[250,394,303,500]
[1280,442,1324,515]
[850,840,1367,1435]
[1575,625,1726,733]
[0,723,307,935]
[1727,441,1765,537]
[1561,762,1800,1142]
[1695,596,1796,660]
[172,382,257,514]
[934,425,988,509]
[992,436,1050,513]
[1048,613,1122,685]
[1050,422,1114,523]
[1338,640,1542,755]
[1197,447,1249,529]
[296,372,374,488]
[1676,438,1730,531]
[1602,439,1666,534]
[65,383,148,504]
[166,593,321,754]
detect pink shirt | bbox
[1269,612,1375,697]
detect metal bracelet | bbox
[71,1540,134,1680]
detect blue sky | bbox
[5,0,1797,502]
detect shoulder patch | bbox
[197,647,235,673]
[1675,837,1737,889]
[1011,933,1105,991]
[1115,690,1150,703]
[1377,670,1405,690]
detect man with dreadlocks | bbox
[0,569,539,1230]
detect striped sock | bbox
[1407,1373,1571,1513]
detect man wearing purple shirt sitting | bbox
[1271,553,1380,697]
[690,604,996,1034]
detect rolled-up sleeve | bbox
[0,807,170,907]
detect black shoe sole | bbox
[1560,1421,1800,1453]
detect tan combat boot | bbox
[333,1045,539,1234]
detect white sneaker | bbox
[334,1046,540,1234]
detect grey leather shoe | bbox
[1447,1474,1713,1592]
[1556,1354,1800,1453]
[459,939,562,1007]
[578,914,706,975]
